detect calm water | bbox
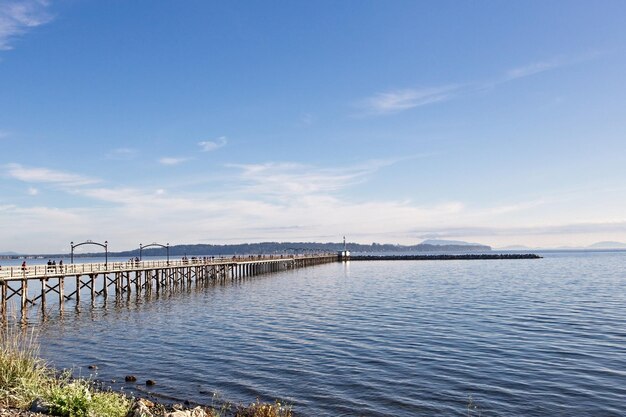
[22,252,626,416]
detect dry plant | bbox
[235,399,293,417]
[0,326,51,408]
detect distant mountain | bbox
[421,239,484,247]
[0,251,19,256]
[497,245,534,250]
[588,241,626,249]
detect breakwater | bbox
[350,253,542,261]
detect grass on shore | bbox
[0,327,292,417]
[0,327,51,409]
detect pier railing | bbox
[0,253,336,281]
[0,253,340,321]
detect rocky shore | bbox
[0,408,48,417]
[2,399,217,417]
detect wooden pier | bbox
[0,254,338,321]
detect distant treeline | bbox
[9,241,493,259]
[111,241,492,258]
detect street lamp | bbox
[70,240,108,267]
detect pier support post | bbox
[1,281,6,320]
[20,279,28,321]
[59,277,64,309]
[41,279,47,314]
[90,275,95,303]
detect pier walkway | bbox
[0,254,338,320]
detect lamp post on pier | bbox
[70,240,109,268]
[139,242,170,265]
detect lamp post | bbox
[138,242,170,265]
[70,240,108,267]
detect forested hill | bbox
[112,241,491,257]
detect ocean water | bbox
[20,251,626,416]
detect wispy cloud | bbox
[487,199,545,215]
[0,0,53,51]
[158,157,190,166]
[504,58,564,81]
[413,221,626,239]
[105,147,137,161]
[358,86,457,115]
[299,113,315,126]
[226,159,395,197]
[358,54,592,116]
[2,156,622,253]
[198,136,227,152]
[27,187,38,196]
[3,163,100,187]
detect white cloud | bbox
[505,59,563,80]
[106,147,137,160]
[0,0,53,51]
[198,136,227,152]
[487,199,545,215]
[27,187,38,195]
[359,86,457,115]
[4,163,100,187]
[2,157,624,253]
[158,157,190,166]
[357,54,587,116]
[226,159,394,197]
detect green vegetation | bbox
[47,377,130,417]
[0,327,130,417]
[0,327,50,408]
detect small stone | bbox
[164,408,207,417]
[29,397,51,414]
[146,379,156,386]
[125,375,137,382]
[191,407,208,417]
[138,398,155,408]
[129,399,154,417]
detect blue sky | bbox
[1,0,626,253]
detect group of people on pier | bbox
[46,259,64,272]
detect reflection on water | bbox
[20,252,626,416]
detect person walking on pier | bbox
[21,261,27,274]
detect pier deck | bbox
[0,254,338,321]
